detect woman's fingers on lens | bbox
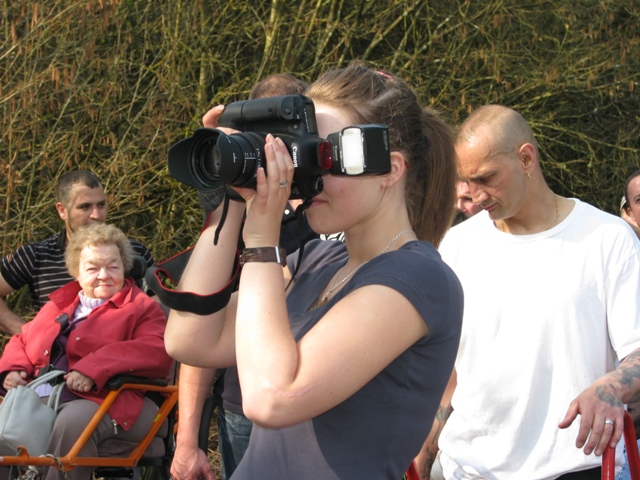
[274,143,288,185]
[262,134,292,194]
[272,137,294,186]
[265,137,283,189]
[264,139,279,189]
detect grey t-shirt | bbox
[231,239,463,480]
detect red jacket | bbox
[0,278,172,430]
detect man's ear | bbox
[518,143,537,174]
[380,151,407,189]
[55,202,67,221]
[622,206,640,229]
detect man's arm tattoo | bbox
[612,351,640,388]
[596,385,624,408]
[419,450,437,479]
[430,403,453,443]
[419,403,453,478]
[606,350,640,403]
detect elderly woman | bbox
[0,223,172,480]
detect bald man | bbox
[417,105,640,479]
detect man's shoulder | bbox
[441,212,491,248]
[128,239,154,266]
[568,199,639,240]
[22,231,64,248]
[2,231,65,262]
[33,231,66,250]
[128,238,147,250]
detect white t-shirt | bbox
[438,199,640,480]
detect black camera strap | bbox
[214,188,246,245]
[146,187,246,315]
[146,193,311,315]
[145,244,241,316]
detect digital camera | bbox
[168,95,391,199]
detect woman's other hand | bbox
[65,370,95,393]
[202,104,239,136]
[202,105,224,128]
[3,370,28,390]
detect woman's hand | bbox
[202,107,294,245]
[240,135,294,247]
[3,370,28,390]
[65,370,95,393]
[202,105,224,129]
[202,104,237,135]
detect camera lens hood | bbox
[168,128,226,191]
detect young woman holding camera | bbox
[164,62,463,479]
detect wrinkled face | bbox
[626,176,640,226]
[57,184,107,239]
[76,244,124,299]
[455,181,482,218]
[456,139,527,223]
[305,103,382,235]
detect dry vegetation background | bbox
[1,0,640,473]
[2,0,640,269]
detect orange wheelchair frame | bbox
[23,376,639,479]
[0,376,178,479]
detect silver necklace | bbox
[317,228,414,307]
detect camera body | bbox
[168,95,390,199]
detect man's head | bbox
[55,170,107,240]
[248,73,308,100]
[622,169,640,229]
[455,105,540,223]
[455,180,482,219]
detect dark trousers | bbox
[217,407,252,480]
[556,467,602,480]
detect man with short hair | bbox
[621,169,640,239]
[452,180,482,225]
[417,105,640,479]
[0,170,154,334]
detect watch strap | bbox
[240,247,287,266]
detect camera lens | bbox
[168,128,267,191]
[202,132,265,188]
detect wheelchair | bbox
[0,374,178,480]
[0,254,179,480]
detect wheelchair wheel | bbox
[198,394,218,453]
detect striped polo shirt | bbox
[0,231,153,311]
